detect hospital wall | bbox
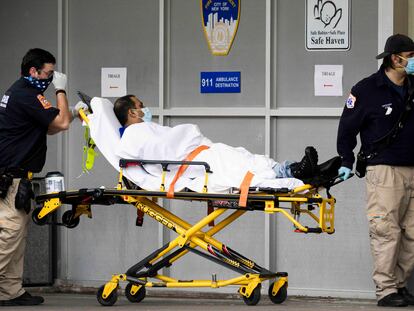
[0,0,401,299]
[0,1,59,285]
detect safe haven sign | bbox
[306,0,350,51]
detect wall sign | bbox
[101,67,127,98]
[314,65,343,96]
[200,71,241,93]
[306,0,351,51]
[201,0,240,56]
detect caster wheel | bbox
[97,285,118,306]
[32,208,47,226]
[268,282,287,304]
[242,284,261,306]
[125,283,146,303]
[62,210,80,228]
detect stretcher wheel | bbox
[97,285,118,306]
[125,283,146,303]
[242,284,261,306]
[32,208,47,226]
[268,282,287,304]
[62,210,80,228]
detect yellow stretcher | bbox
[32,106,345,306]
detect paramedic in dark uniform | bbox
[337,34,414,307]
[0,48,87,306]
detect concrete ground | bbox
[3,289,408,311]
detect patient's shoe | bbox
[300,156,342,186]
[290,146,318,180]
[317,156,342,180]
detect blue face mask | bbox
[405,57,414,75]
[141,107,152,123]
[24,75,53,92]
[398,55,414,75]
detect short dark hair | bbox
[114,95,136,126]
[21,48,56,76]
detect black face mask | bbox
[24,75,53,92]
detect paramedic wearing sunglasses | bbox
[0,48,87,306]
[337,34,414,307]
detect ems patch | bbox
[346,94,356,108]
[37,95,52,109]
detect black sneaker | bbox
[290,146,318,180]
[0,291,44,306]
[377,292,407,307]
[398,287,414,305]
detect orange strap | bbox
[238,171,254,208]
[167,145,210,198]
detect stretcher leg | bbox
[96,196,289,306]
[268,277,288,304]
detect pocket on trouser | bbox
[369,216,392,240]
[14,179,34,214]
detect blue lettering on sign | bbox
[200,71,241,93]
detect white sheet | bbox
[87,97,304,193]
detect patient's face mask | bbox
[141,107,152,123]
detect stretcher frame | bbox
[32,108,341,306]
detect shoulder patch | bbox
[0,95,9,108]
[346,93,356,109]
[37,95,52,109]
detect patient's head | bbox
[114,95,145,127]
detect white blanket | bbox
[87,98,304,193]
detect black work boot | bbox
[377,292,407,307]
[317,156,342,180]
[398,287,414,305]
[290,146,318,180]
[0,292,44,306]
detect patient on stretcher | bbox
[109,95,338,193]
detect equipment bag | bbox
[355,151,367,178]
[15,178,34,214]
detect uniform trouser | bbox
[0,179,29,300]
[366,165,414,300]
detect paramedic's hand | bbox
[52,71,67,91]
[71,101,89,119]
[338,166,351,181]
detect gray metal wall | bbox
[0,0,59,285]
[270,0,378,297]
[0,0,382,298]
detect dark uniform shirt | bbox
[337,65,414,169]
[0,77,59,172]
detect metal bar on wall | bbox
[159,0,165,125]
[153,107,342,117]
[159,0,166,276]
[56,0,69,283]
[378,0,393,67]
[264,0,272,276]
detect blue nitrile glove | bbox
[338,166,352,181]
